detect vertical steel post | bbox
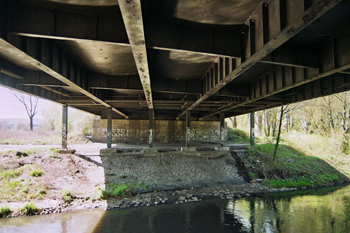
[250,112,255,146]
[62,105,68,149]
[107,108,112,148]
[149,109,154,148]
[186,111,191,147]
[220,112,225,146]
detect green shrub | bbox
[20,203,39,216]
[60,189,73,203]
[28,169,44,177]
[1,169,21,179]
[0,205,11,218]
[102,183,129,198]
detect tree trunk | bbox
[229,116,237,128]
[326,97,335,136]
[30,116,33,131]
[273,106,284,163]
[340,93,349,153]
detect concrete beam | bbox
[107,108,112,148]
[250,112,254,146]
[220,112,225,146]
[0,37,128,118]
[186,111,191,147]
[118,0,153,109]
[176,0,339,119]
[62,105,68,149]
[149,109,154,148]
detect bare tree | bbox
[229,116,237,128]
[12,91,39,131]
[272,105,295,163]
[335,92,350,153]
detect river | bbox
[1,185,350,233]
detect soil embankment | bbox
[0,143,348,217]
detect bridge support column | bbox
[220,112,225,146]
[186,111,191,147]
[250,112,255,146]
[107,108,112,148]
[62,105,68,149]
[149,109,154,148]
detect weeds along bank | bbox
[0,148,106,218]
[228,126,350,181]
[0,140,348,218]
[244,144,348,188]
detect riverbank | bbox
[0,143,348,218]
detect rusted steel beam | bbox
[177,0,339,120]
[119,0,153,109]
[201,27,350,119]
[0,38,128,118]
[8,1,241,59]
[39,86,71,98]
[260,45,319,68]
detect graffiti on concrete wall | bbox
[92,120,225,144]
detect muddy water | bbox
[1,185,350,233]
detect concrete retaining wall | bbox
[92,119,226,144]
[100,152,245,191]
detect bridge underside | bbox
[0,0,350,121]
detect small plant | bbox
[36,186,47,199]
[250,173,258,179]
[102,183,129,198]
[50,148,59,153]
[28,169,44,177]
[20,203,39,216]
[60,189,73,203]
[119,174,126,178]
[0,205,11,218]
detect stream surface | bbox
[1,185,350,233]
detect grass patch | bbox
[19,202,40,216]
[247,143,347,188]
[102,183,130,198]
[0,205,11,218]
[60,189,73,204]
[0,165,47,201]
[227,128,250,143]
[28,169,44,177]
[1,169,22,179]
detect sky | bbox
[0,85,56,119]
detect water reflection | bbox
[1,185,350,233]
[93,185,350,233]
[0,209,105,233]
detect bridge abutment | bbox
[92,119,227,146]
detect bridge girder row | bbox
[0,0,349,121]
